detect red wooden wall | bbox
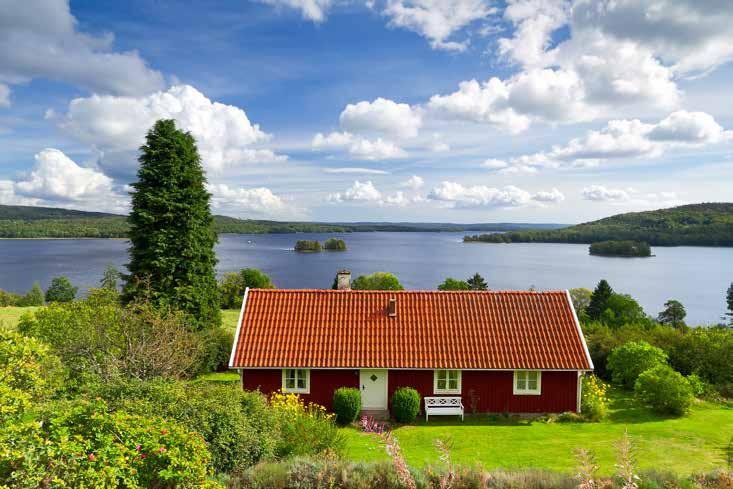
[241,368,578,413]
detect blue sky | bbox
[1,0,732,223]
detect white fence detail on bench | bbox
[424,396,464,421]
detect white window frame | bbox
[281,368,310,394]
[513,370,542,395]
[433,369,462,394]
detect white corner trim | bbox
[566,290,594,371]
[228,287,250,369]
[576,371,583,413]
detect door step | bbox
[361,409,390,420]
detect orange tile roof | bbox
[229,289,592,370]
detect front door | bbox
[359,369,388,409]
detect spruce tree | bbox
[726,282,733,325]
[466,273,488,291]
[123,119,220,329]
[587,279,613,321]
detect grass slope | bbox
[465,203,733,246]
[342,391,731,475]
[0,306,39,330]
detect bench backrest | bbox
[424,396,461,407]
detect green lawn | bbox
[221,308,240,334]
[0,306,39,330]
[342,391,732,476]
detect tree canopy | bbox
[219,269,275,309]
[44,276,77,303]
[658,300,687,329]
[587,279,613,321]
[437,278,470,291]
[352,272,404,291]
[466,273,488,291]
[123,119,220,329]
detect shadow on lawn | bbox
[606,391,676,424]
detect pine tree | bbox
[726,282,733,325]
[587,279,613,321]
[100,265,122,291]
[466,273,488,291]
[123,119,221,329]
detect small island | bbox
[294,240,322,252]
[323,238,347,251]
[589,240,651,257]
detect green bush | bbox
[219,269,275,309]
[634,364,694,415]
[0,289,21,306]
[197,327,234,374]
[18,282,44,306]
[391,387,420,423]
[352,272,404,291]
[294,240,322,252]
[333,387,361,425]
[44,275,78,303]
[0,399,219,488]
[86,379,277,474]
[607,341,668,389]
[685,373,706,397]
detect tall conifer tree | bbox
[587,279,613,321]
[124,119,220,328]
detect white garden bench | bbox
[424,396,464,421]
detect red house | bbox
[229,273,593,416]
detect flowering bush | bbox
[360,415,388,434]
[269,390,344,458]
[581,375,609,421]
[0,399,220,488]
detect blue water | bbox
[1,232,731,326]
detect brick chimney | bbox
[336,269,351,290]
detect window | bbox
[282,369,310,393]
[513,370,541,395]
[434,369,461,394]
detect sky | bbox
[1,0,732,224]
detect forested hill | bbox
[464,203,733,247]
[0,204,564,238]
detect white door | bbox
[360,369,388,409]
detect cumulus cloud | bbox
[427,181,562,208]
[1,149,127,212]
[481,158,509,170]
[401,175,424,190]
[312,131,407,160]
[581,185,631,202]
[57,84,286,176]
[382,0,496,51]
[207,183,289,216]
[339,98,422,139]
[504,111,731,171]
[259,0,333,22]
[498,0,569,67]
[327,180,422,206]
[582,185,685,208]
[0,0,163,96]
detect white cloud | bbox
[0,84,9,107]
[339,97,422,139]
[481,158,509,170]
[505,111,731,171]
[532,187,565,203]
[581,185,630,202]
[313,131,407,161]
[57,84,286,176]
[323,167,389,174]
[328,180,383,203]
[430,141,450,152]
[0,0,164,96]
[382,0,496,51]
[207,183,288,216]
[401,175,424,190]
[498,0,569,67]
[260,0,333,22]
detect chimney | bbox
[387,297,397,317]
[336,269,351,290]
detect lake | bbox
[1,232,731,326]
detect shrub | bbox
[86,379,277,474]
[581,375,609,421]
[18,282,44,306]
[219,269,275,309]
[686,373,706,397]
[333,387,361,425]
[437,278,471,291]
[634,364,694,415]
[19,289,204,382]
[324,238,347,251]
[607,341,668,389]
[352,272,404,291]
[44,275,78,303]
[391,387,420,423]
[269,391,344,458]
[197,327,234,374]
[0,289,21,306]
[0,399,219,488]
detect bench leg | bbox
[426,413,429,422]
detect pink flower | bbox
[88,453,96,461]
[158,447,166,453]
[140,453,147,459]
[135,444,141,451]
[160,428,168,435]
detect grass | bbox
[0,306,39,330]
[221,308,240,334]
[342,390,732,476]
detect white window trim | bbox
[281,368,310,394]
[433,369,462,394]
[513,370,542,395]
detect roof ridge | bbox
[248,288,568,294]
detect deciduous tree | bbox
[437,278,470,291]
[657,300,687,329]
[44,276,77,303]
